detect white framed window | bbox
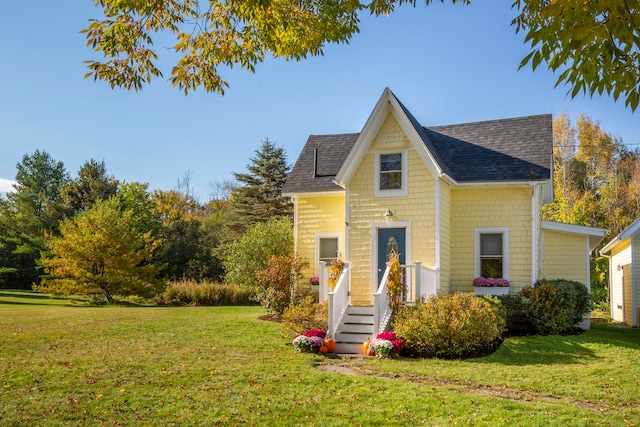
[374,151,408,197]
[474,228,509,279]
[315,233,342,273]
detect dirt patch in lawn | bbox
[315,357,606,412]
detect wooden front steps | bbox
[334,306,374,354]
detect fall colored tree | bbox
[544,113,640,301]
[37,197,162,302]
[83,1,639,110]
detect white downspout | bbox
[434,180,441,285]
[531,184,539,284]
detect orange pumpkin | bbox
[324,338,336,353]
[319,346,328,354]
[366,348,375,356]
[362,339,371,354]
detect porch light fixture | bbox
[384,209,394,222]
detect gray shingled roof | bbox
[425,114,552,182]
[283,111,552,194]
[282,133,358,194]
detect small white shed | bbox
[601,218,640,327]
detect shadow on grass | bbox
[470,323,640,366]
[0,290,96,307]
[478,336,599,366]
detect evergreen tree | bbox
[0,150,69,287]
[231,138,292,233]
[62,159,119,214]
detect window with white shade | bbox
[475,228,509,279]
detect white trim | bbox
[345,187,350,262]
[585,236,591,294]
[474,227,510,280]
[283,190,345,198]
[335,88,443,187]
[601,217,640,254]
[632,236,637,327]
[531,185,538,284]
[292,195,299,255]
[371,221,412,298]
[314,233,343,276]
[434,180,441,271]
[374,150,408,197]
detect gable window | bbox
[374,151,408,197]
[475,228,509,280]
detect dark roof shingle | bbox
[282,133,358,194]
[425,114,552,182]
[284,107,552,193]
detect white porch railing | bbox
[405,261,440,302]
[373,266,392,336]
[373,261,440,335]
[327,262,350,339]
[318,261,330,302]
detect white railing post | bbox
[318,261,327,302]
[328,262,350,338]
[415,261,422,302]
[373,265,391,336]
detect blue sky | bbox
[1,1,639,200]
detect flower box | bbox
[474,286,509,296]
[473,277,510,296]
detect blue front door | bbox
[377,228,406,286]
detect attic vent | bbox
[313,148,336,178]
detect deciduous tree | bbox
[83,1,639,110]
[224,217,293,287]
[37,197,162,302]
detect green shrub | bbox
[281,296,328,338]
[393,292,506,359]
[157,279,256,306]
[519,279,589,335]
[497,294,535,335]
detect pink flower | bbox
[303,329,326,339]
[473,277,510,287]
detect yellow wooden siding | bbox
[609,239,631,323]
[541,230,587,284]
[347,112,436,305]
[449,187,532,293]
[295,195,345,283]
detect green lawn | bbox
[1,291,639,426]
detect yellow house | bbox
[600,218,640,327]
[283,89,606,350]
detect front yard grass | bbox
[1,291,638,426]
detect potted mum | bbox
[473,277,510,296]
[293,329,326,353]
[366,331,404,359]
[309,276,320,287]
